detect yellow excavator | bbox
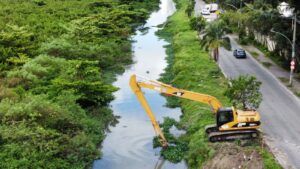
[129,74,261,147]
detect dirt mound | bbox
[203,143,263,169]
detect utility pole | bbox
[239,0,243,28]
[240,0,242,9]
[290,13,297,86]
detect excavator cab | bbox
[216,108,234,127]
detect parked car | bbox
[209,3,218,12]
[201,8,210,15]
[233,49,247,58]
[204,4,211,11]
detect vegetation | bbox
[153,117,188,163]
[260,148,283,169]
[296,91,300,97]
[262,61,273,68]
[185,0,195,17]
[158,0,281,168]
[0,0,159,168]
[250,51,259,58]
[189,16,206,32]
[225,75,262,110]
[201,20,231,62]
[157,0,227,166]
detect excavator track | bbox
[208,129,259,142]
[205,124,218,134]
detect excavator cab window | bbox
[217,109,233,127]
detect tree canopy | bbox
[224,75,262,110]
[0,0,159,168]
[201,20,231,61]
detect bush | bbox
[33,0,46,6]
[225,75,262,110]
[153,117,188,163]
[190,16,206,32]
[0,0,160,167]
[0,94,102,168]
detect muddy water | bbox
[92,0,187,169]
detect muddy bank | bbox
[203,143,263,169]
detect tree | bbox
[290,0,300,9]
[185,0,195,17]
[224,75,262,110]
[190,16,206,32]
[201,20,231,62]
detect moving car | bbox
[233,49,247,58]
[201,8,210,15]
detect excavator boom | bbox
[130,75,222,113]
[130,75,168,147]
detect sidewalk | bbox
[229,34,300,97]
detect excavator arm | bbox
[129,74,223,147]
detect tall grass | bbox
[158,0,282,168]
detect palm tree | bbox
[200,20,231,62]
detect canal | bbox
[93,0,186,168]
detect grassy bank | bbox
[157,0,282,168]
[0,0,159,168]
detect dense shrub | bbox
[0,0,160,168]
[0,26,35,66]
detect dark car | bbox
[233,49,247,58]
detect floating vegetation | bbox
[153,117,188,163]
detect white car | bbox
[201,8,210,15]
[204,4,211,11]
[209,3,218,12]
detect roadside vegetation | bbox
[225,75,262,110]
[0,0,159,168]
[157,0,282,168]
[200,19,231,61]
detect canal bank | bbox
[93,0,187,168]
[157,0,283,168]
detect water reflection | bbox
[93,0,186,168]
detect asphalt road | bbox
[194,0,300,168]
[194,0,217,21]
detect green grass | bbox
[279,77,289,83]
[158,0,282,168]
[250,51,259,58]
[260,148,283,169]
[262,62,273,68]
[296,91,300,97]
[158,0,228,167]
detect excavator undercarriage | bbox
[205,124,259,142]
